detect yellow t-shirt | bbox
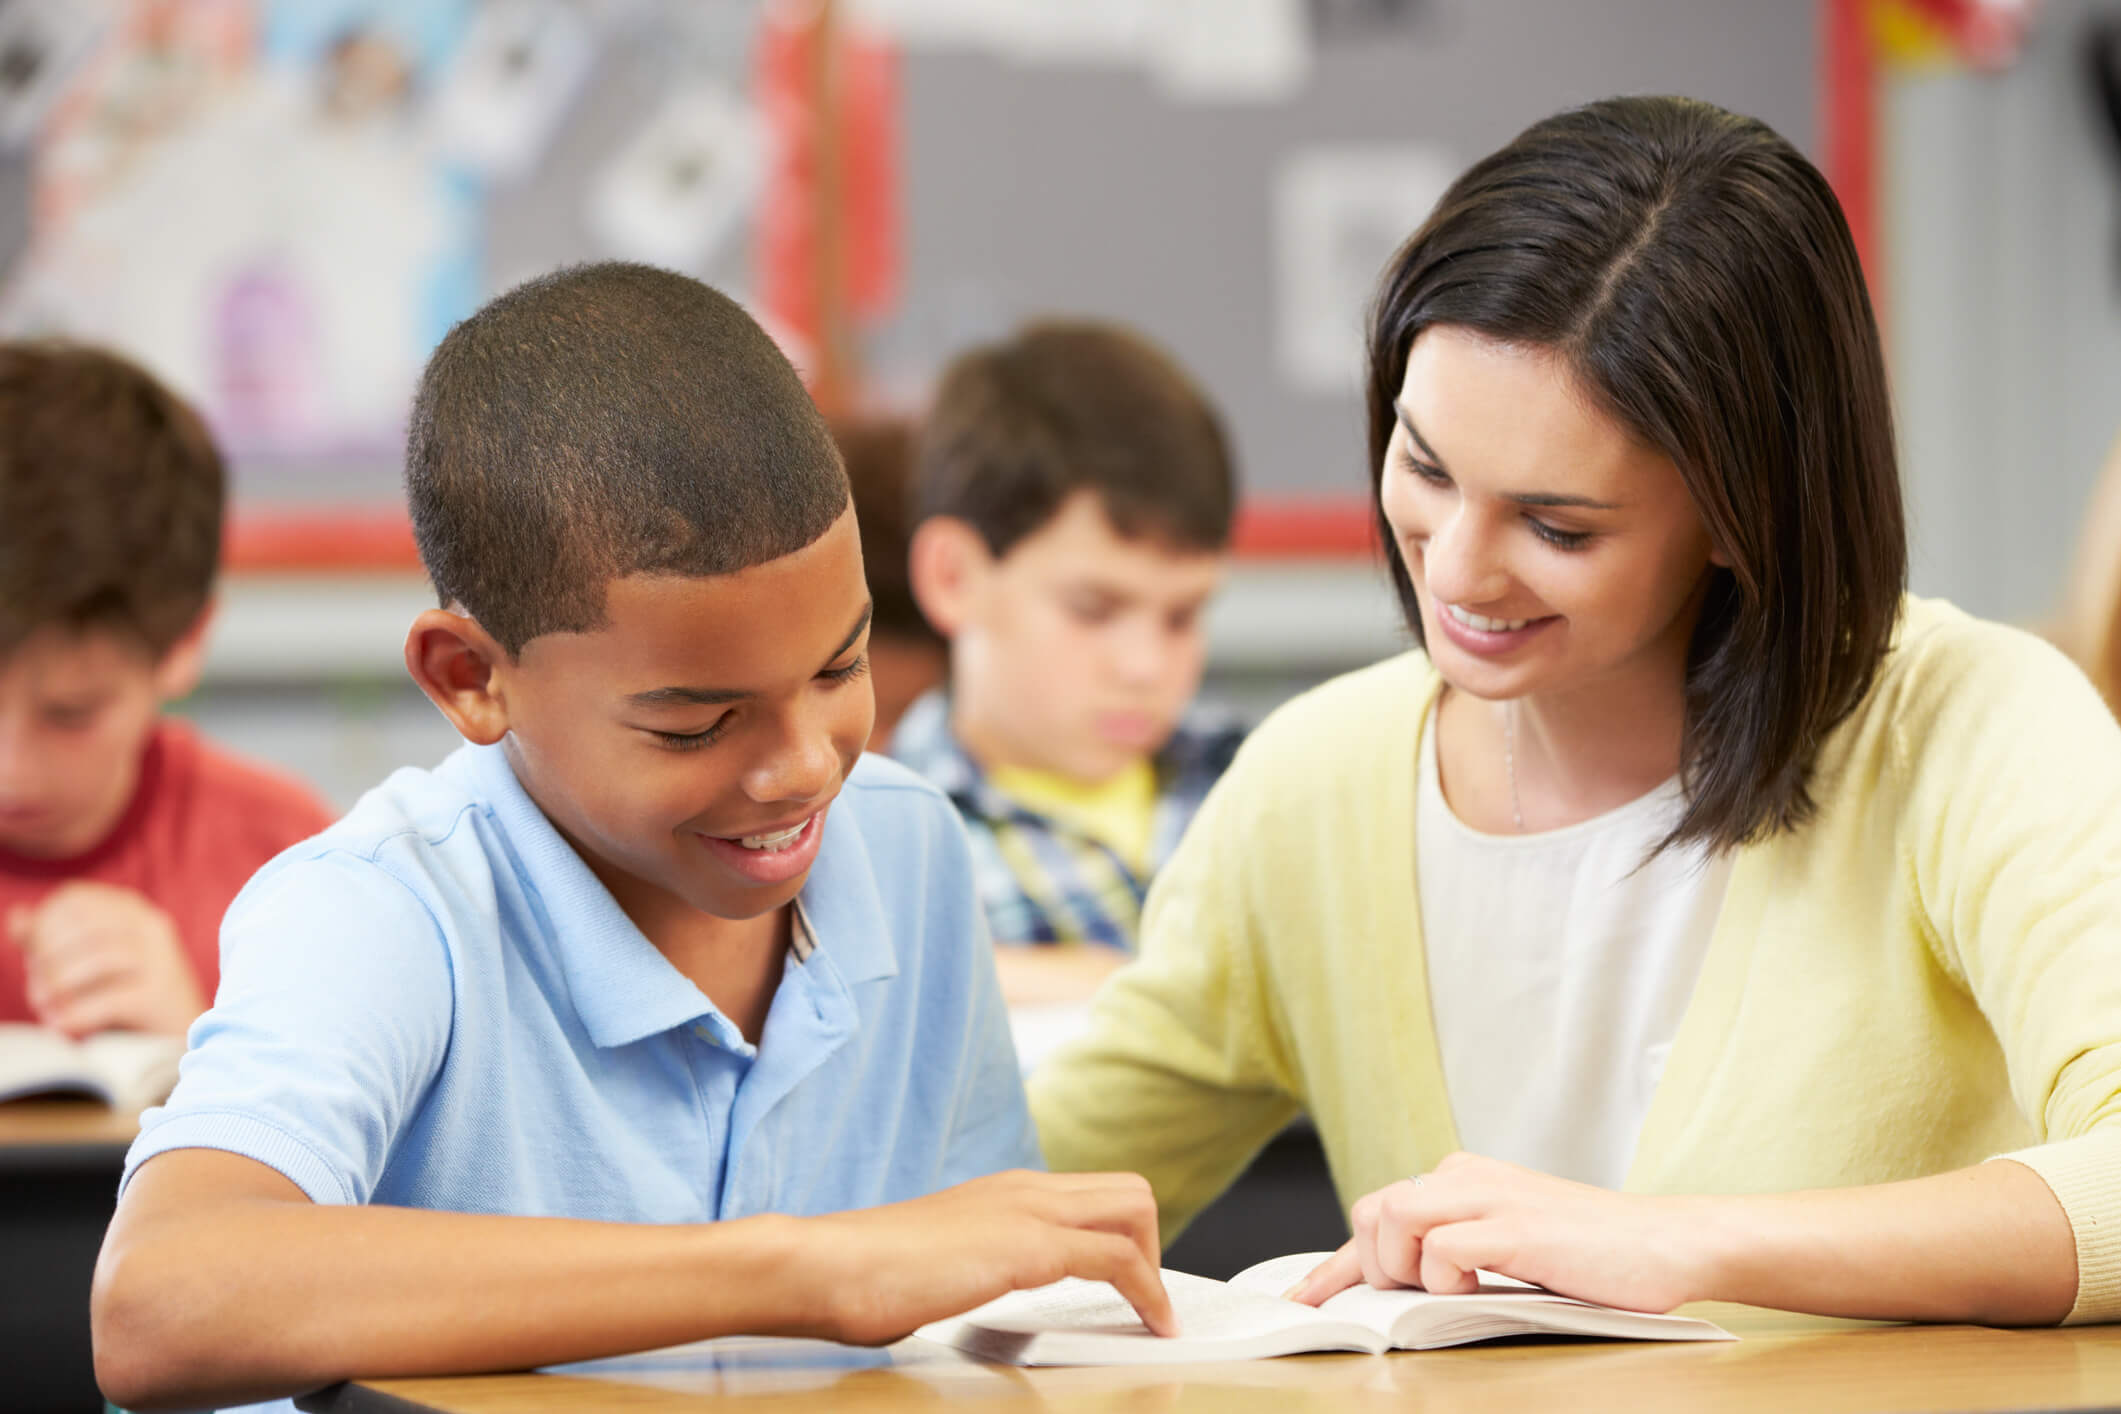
[1028,597,2121,1324]
[988,759,1158,879]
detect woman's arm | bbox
[94,1149,1174,1413]
[1026,760,1302,1236]
[1291,1150,2076,1324]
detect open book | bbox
[0,1023,183,1109]
[918,1252,1733,1365]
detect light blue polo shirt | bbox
[125,742,1037,1233]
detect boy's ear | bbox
[907,517,992,639]
[405,609,512,746]
[150,602,216,702]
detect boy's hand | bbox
[8,883,205,1039]
[787,1169,1178,1345]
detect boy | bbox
[0,342,335,1039]
[893,322,1242,1005]
[91,265,1171,1413]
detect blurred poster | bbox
[0,0,111,152]
[854,0,1308,98]
[984,0,1149,66]
[0,0,484,460]
[1152,0,1308,102]
[1276,144,1456,395]
[432,0,595,181]
[586,84,762,272]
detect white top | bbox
[1415,702,1731,1189]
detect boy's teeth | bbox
[736,820,808,851]
[1446,603,1531,633]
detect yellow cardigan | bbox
[1027,597,2121,1322]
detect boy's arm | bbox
[96,1148,1174,1412]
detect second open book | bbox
[917,1252,1733,1366]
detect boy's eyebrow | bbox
[625,604,874,708]
[1394,401,1621,512]
[828,602,875,663]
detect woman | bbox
[1027,95,2120,1325]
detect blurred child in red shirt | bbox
[0,343,335,1036]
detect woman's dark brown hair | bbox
[1366,95,1907,853]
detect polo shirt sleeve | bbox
[1900,620,2121,1323]
[123,849,454,1206]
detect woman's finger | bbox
[1419,1219,1500,1295]
[1375,1187,1429,1288]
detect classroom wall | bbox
[875,0,1815,502]
[175,0,1824,807]
[108,0,2121,800]
[1885,0,2121,627]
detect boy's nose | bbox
[1112,622,1167,688]
[745,722,841,806]
[0,719,40,790]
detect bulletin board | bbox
[0,0,1821,570]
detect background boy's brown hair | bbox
[0,342,225,658]
[912,320,1236,556]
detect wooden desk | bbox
[300,1307,2121,1414]
[0,1100,138,1414]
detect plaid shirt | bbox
[889,691,1245,949]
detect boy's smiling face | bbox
[452,510,875,929]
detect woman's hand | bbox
[1288,1151,1719,1313]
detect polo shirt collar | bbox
[461,743,895,1051]
[788,767,898,988]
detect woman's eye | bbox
[1399,453,1451,486]
[1528,519,1593,551]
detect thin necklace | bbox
[1502,699,1525,832]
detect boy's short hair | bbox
[406,262,849,657]
[0,342,224,659]
[912,321,1236,558]
[831,414,942,650]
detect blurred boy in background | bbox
[0,343,336,1038]
[895,321,1242,1005]
[830,413,948,749]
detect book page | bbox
[917,1270,1386,1365]
[0,1023,107,1104]
[0,1024,181,1108]
[79,1030,184,1110]
[1228,1253,1734,1348]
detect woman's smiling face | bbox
[1380,326,1726,706]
